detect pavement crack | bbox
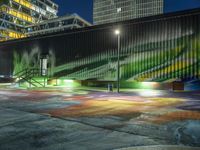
[50,115,173,143]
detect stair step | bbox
[14,68,48,88]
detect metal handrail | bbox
[14,68,48,87]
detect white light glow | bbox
[64,79,74,83]
[115,30,120,35]
[138,90,163,97]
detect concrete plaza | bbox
[0,86,200,150]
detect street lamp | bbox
[115,29,120,93]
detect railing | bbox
[0,5,35,23]
[0,29,26,39]
[14,68,47,87]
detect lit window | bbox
[117,7,122,13]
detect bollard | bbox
[108,83,113,92]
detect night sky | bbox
[54,0,200,23]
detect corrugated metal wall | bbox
[0,9,200,82]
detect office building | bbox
[93,0,164,25]
[0,0,58,41]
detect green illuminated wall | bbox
[0,9,200,82]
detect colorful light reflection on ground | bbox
[0,87,200,149]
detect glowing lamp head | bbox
[115,29,120,35]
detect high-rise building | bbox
[0,0,91,42]
[93,0,164,25]
[0,0,58,41]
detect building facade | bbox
[93,0,164,25]
[0,9,200,83]
[0,0,58,41]
[26,14,91,37]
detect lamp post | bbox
[115,29,120,93]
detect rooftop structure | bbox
[26,14,91,36]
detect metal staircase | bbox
[14,68,47,88]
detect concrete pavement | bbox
[0,87,200,150]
